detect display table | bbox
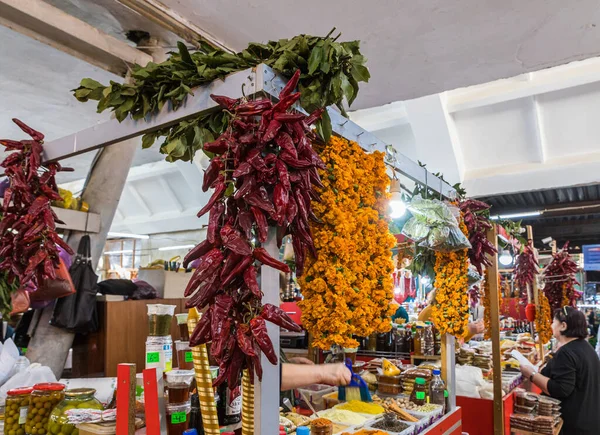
[457,389,516,435]
[421,407,463,435]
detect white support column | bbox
[404,94,464,186]
[254,228,280,435]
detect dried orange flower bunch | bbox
[430,219,470,338]
[298,136,396,350]
[536,292,553,344]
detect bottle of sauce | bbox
[218,378,241,426]
[410,377,427,406]
[414,326,423,355]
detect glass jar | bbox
[422,324,434,356]
[409,377,427,406]
[166,402,191,435]
[49,388,103,435]
[367,333,377,351]
[147,304,176,336]
[413,326,423,355]
[5,387,33,435]
[311,418,333,435]
[26,383,65,435]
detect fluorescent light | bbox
[104,249,133,255]
[490,211,541,220]
[107,232,149,240]
[158,244,195,252]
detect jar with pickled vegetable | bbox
[25,383,65,435]
[48,388,103,435]
[5,387,33,435]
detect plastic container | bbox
[352,361,366,373]
[25,383,65,435]
[166,402,191,435]
[421,324,435,356]
[298,385,337,412]
[5,387,33,435]
[378,382,402,395]
[367,416,415,435]
[147,304,176,336]
[166,370,194,404]
[310,418,333,435]
[49,388,104,435]
[514,404,535,414]
[429,369,446,412]
[146,335,173,372]
[176,313,190,341]
[409,378,427,406]
[377,373,402,386]
[175,341,194,370]
[343,348,358,364]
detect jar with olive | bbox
[5,387,33,435]
[48,388,103,435]
[25,383,65,435]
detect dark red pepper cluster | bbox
[542,243,580,311]
[459,199,497,275]
[513,241,539,305]
[183,70,325,386]
[0,119,74,288]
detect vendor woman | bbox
[520,306,600,435]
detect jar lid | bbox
[415,377,426,385]
[65,388,96,397]
[33,383,65,392]
[7,387,34,396]
[166,370,194,385]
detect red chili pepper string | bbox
[0,119,74,290]
[185,71,324,387]
[542,243,580,311]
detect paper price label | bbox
[171,412,187,424]
[185,351,193,363]
[146,352,160,363]
[19,407,28,424]
[416,392,426,400]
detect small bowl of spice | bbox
[311,418,334,435]
[370,413,412,434]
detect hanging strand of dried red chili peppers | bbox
[184,70,325,386]
[459,199,497,275]
[0,119,74,289]
[513,241,539,306]
[542,242,580,311]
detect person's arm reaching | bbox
[281,363,351,391]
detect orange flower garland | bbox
[430,219,470,338]
[298,136,396,350]
[536,292,553,344]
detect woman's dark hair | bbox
[553,306,588,338]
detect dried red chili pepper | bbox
[184,248,224,296]
[275,132,298,159]
[253,247,290,273]
[251,206,268,243]
[249,317,278,365]
[279,151,312,169]
[190,310,212,346]
[260,303,302,332]
[233,161,253,178]
[279,69,301,100]
[220,224,252,256]
[246,187,276,216]
[273,183,289,225]
[262,119,282,143]
[12,118,44,141]
[210,94,238,110]
[196,178,226,217]
[207,202,225,244]
[245,149,269,173]
[236,324,257,357]
[221,255,253,287]
[243,265,261,298]
[202,156,223,192]
[233,174,256,200]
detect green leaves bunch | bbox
[73,30,370,162]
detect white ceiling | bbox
[160,0,600,109]
[351,56,600,198]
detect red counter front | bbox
[457,391,515,435]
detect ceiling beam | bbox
[158,177,184,212]
[116,0,232,52]
[447,57,600,113]
[349,102,410,132]
[127,184,153,216]
[0,0,152,76]
[404,93,464,185]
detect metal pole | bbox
[486,226,504,435]
[254,228,280,435]
[26,138,138,378]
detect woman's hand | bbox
[468,319,485,335]
[520,364,536,379]
[288,357,314,365]
[319,363,352,386]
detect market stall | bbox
[0,28,465,435]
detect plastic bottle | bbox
[414,326,423,355]
[297,426,310,435]
[422,323,434,356]
[429,369,446,412]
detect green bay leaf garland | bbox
[73,31,370,162]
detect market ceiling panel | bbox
[537,81,600,160]
[453,98,540,171]
[160,0,600,108]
